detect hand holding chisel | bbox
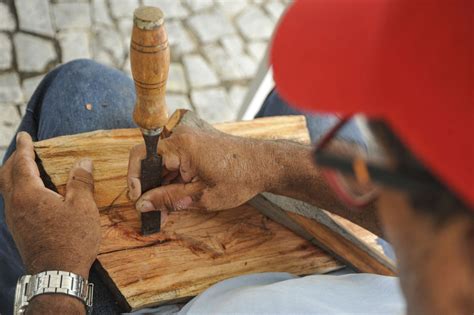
[130,6,169,235]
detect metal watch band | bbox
[14,270,93,315]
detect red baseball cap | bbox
[271,0,473,208]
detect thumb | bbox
[65,159,95,202]
[136,181,205,213]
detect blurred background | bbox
[0,0,290,161]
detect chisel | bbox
[130,6,170,235]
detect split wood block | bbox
[34,114,389,311]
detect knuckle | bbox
[176,134,196,152]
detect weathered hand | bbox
[0,132,100,279]
[127,126,269,222]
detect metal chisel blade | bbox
[140,156,162,235]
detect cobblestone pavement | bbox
[0,0,289,162]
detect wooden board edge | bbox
[250,194,397,276]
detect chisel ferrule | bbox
[141,127,163,136]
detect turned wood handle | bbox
[130,6,169,130]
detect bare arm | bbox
[262,140,384,237]
[127,126,383,237]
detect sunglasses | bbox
[313,115,459,212]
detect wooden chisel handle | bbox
[131,6,170,131]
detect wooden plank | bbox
[34,113,390,311]
[250,193,395,276]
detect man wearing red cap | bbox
[0,0,472,314]
[129,0,473,314]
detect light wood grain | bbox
[36,115,355,311]
[35,116,348,310]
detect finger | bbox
[157,137,176,157]
[162,152,180,172]
[15,132,35,160]
[162,170,179,185]
[12,132,43,188]
[136,181,205,213]
[65,159,95,202]
[127,144,145,201]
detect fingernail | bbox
[175,196,192,210]
[78,159,93,173]
[138,200,155,212]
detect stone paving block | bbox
[53,2,92,30]
[109,0,138,18]
[202,44,241,81]
[166,20,196,60]
[229,85,248,110]
[16,0,54,37]
[216,0,248,17]
[166,94,192,114]
[122,55,131,76]
[237,5,274,40]
[0,3,15,31]
[14,33,57,73]
[118,18,133,49]
[188,11,236,43]
[93,49,116,68]
[247,41,267,62]
[143,0,189,19]
[183,54,219,88]
[92,0,114,26]
[118,18,133,38]
[91,26,124,67]
[0,104,21,147]
[168,63,188,94]
[203,44,257,81]
[0,33,12,70]
[221,35,244,56]
[58,31,91,63]
[0,73,23,104]
[191,88,236,123]
[22,75,45,101]
[185,0,213,12]
[265,1,286,21]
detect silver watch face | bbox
[13,271,93,315]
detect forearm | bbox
[27,295,85,315]
[261,140,384,237]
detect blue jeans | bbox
[0,59,387,314]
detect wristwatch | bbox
[13,270,94,314]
